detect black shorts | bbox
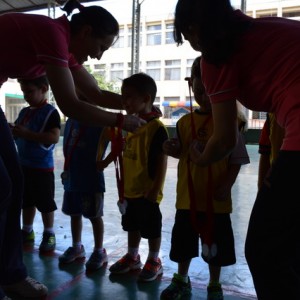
[121,197,162,239]
[170,210,236,267]
[22,166,57,213]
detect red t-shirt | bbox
[0,13,80,85]
[202,10,300,150]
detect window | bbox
[282,6,300,18]
[147,24,161,46]
[5,96,26,123]
[164,60,181,80]
[112,28,124,48]
[165,23,175,44]
[110,63,124,81]
[146,61,161,81]
[256,9,277,18]
[154,97,160,107]
[94,64,106,77]
[186,59,194,77]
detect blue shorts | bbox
[170,210,236,267]
[62,191,104,219]
[121,197,162,239]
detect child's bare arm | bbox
[163,138,181,158]
[97,151,114,171]
[12,125,60,144]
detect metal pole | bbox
[241,0,247,13]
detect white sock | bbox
[72,242,82,250]
[128,247,139,259]
[147,251,159,260]
[44,227,54,234]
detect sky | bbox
[30,0,244,20]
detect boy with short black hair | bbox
[13,75,61,252]
[109,72,168,282]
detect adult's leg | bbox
[0,108,27,285]
[245,152,300,299]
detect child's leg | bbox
[90,216,104,250]
[128,230,141,258]
[39,211,56,252]
[41,211,54,233]
[85,216,107,270]
[208,264,221,284]
[178,260,191,276]
[147,236,161,259]
[22,207,36,232]
[71,215,82,246]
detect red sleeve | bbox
[201,58,239,103]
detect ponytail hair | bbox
[61,0,84,16]
[62,0,119,38]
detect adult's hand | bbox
[123,115,146,132]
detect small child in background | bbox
[257,112,284,190]
[109,73,168,282]
[58,97,113,271]
[13,75,60,252]
[161,56,250,300]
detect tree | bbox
[93,72,120,94]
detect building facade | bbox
[1,0,300,127]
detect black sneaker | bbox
[39,232,56,252]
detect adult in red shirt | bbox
[174,0,300,299]
[0,0,145,299]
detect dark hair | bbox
[122,73,157,103]
[174,0,251,65]
[191,56,201,81]
[62,0,119,38]
[18,75,49,89]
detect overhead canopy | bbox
[162,101,198,108]
[0,0,100,15]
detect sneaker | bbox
[138,257,163,282]
[86,249,108,271]
[207,283,223,300]
[21,229,35,244]
[39,232,56,252]
[2,276,48,298]
[59,245,86,264]
[160,273,192,299]
[109,253,142,274]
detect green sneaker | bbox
[39,232,56,252]
[21,230,35,244]
[207,283,223,300]
[160,273,192,299]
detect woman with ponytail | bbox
[0,1,145,299]
[174,0,300,299]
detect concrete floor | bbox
[13,142,259,300]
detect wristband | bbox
[116,113,124,129]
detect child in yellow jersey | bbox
[161,57,249,300]
[257,113,285,190]
[109,73,169,282]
